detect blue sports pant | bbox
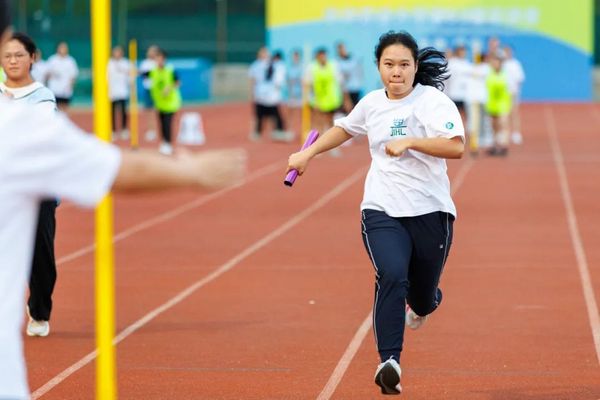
[360,209,454,362]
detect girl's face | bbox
[1,39,33,82]
[378,44,417,100]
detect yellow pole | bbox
[91,1,117,399]
[128,39,139,149]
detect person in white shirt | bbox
[1,31,59,340]
[502,45,525,144]
[286,49,303,135]
[465,53,491,154]
[46,41,78,111]
[108,45,131,140]
[30,48,48,84]
[336,41,364,111]
[139,44,158,141]
[287,30,464,395]
[0,4,247,399]
[446,45,471,114]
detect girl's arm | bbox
[385,136,464,159]
[286,126,352,175]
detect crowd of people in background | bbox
[444,36,525,156]
[248,41,364,147]
[249,35,525,157]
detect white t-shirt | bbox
[0,98,121,399]
[108,57,131,101]
[46,54,79,98]
[446,57,472,102]
[335,84,464,218]
[31,59,49,84]
[502,58,525,95]
[139,58,156,89]
[466,63,491,104]
[0,81,56,112]
[250,60,286,106]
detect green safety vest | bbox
[310,61,342,112]
[150,65,182,113]
[485,71,512,117]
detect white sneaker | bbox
[159,142,173,156]
[511,131,523,145]
[248,131,261,142]
[145,130,157,142]
[271,130,295,142]
[405,305,427,330]
[27,318,50,337]
[374,358,402,395]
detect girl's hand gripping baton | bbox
[284,129,319,187]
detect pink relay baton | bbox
[284,129,320,187]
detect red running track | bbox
[23,103,600,399]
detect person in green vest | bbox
[305,48,343,141]
[149,47,181,155]
[485,53,512,157]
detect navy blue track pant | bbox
[361,209,454,362]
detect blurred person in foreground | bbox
[1,31,59,339]
[0,2,246,398]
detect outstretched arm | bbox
[112,148,247,192]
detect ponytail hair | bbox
[374,30,449,91]
[415,47,449,91]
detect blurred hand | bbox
[286,149,312,176]
[179,148,247,189]
[385,139,413,157]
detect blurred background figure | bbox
[30,48,48,84]
[336,41,363,113]
[446,45,471,118]
[502,45,525,145]
[485,53,512,156]
[248,47,292,142]
[0,31,58,339]
[465,52,491,156]
[46,41,78,112]
[304,47,342,146]
[108,45,131,141]
[286,49,303,137]
[149,47,182,155]
[139,44,159,141]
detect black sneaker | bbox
[374,358,402,395]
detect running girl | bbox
[286,30,464,395]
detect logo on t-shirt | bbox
[390,118,407,137]
[445,122,454,129]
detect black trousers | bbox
[361,209,454,363]
[111,99,128,132]
[28,200,58,321]
[158,111,175,143]
[254,103,284,133]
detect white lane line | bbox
[316,312,373,400]
[315,158,473,400]
[32,167,367,399]
[56,161,283,266]
[545,105,600,365]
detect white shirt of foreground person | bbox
[0,98,121,399]
[335,83,464,218]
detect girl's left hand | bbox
[385,138,413,157]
